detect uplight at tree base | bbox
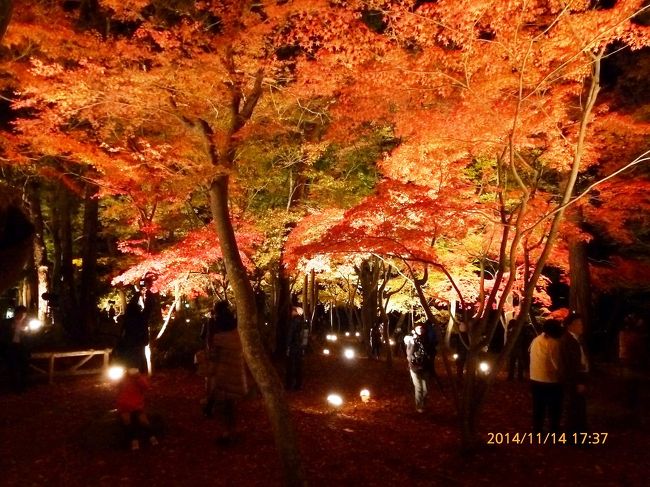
[479,361,490,373]
[389,339,395,346]
[28,319,43,332]
[360,389,370,403]
[355,332,360,337]
[452,353,459,360]
[107,365,125,381]
[345,332,350,337]
[323,348,330,355]
[145,345,152,375]
[327,394,343,407]
[343,348,355,359]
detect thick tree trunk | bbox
[209,175,305,486]
[0,184,33,294]
[26,182,49,322]
[568,208,591,337]
[51,186,79,339]
[357,257,380,352]
[79,184,99,340]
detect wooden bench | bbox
[30,349,112,384]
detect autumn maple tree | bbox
[2,0,650,464]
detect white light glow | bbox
[145,345,152,375]
[323,349,330,355]
[452,353,459,360]
[327,394,343,407]
[360,389,370,402]
[107,365,125,381]
[343,348,355,359]
[389,339,395,346]
[326,334,338,342]
[479,361,490,373]
[185,318,191,323]
[355,332,360,337]
[28,319,43,332]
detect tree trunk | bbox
[568,208,592,338]
[79,183,100,340]
[357,257,380,352]
[209,175,305,486]
[52,185,79,339]
[26,182,49,322]
[0,0,12,44]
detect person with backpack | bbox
[404,321,437,413]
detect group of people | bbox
[401,313,589,437]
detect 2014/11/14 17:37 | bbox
[487,432,608,445]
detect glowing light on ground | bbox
[323,348,330,355]
[344,348,355,359]
[479,361,490,373]
[345,332,350,337]
[28,319,43,332]
[452,353,459,360]
[327,394,343,407]
[107,365,125,381]
[389,339,395,346]
[360,389,370,402]
[355,332,360,337]
[326,334,338,342]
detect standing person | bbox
[116,294,149,373]
[3,306,30,392]
[116,368,159,451]
[200,300,236,416]
[285,306,307,391]
[370,323,382,360]
[404,322,436,413]
[560,313,589,435]
[208,306,248,446]
[529,319,564,433]
[507,320,533,381]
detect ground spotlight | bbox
[479,361,490,373]
[28,319,43,332]
[107,365,125,381]
[343,348,355,359]
[323,348,330,355]
[360,389,370,402]
[327,394,343,407]
[452,353,459,360]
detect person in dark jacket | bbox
[2,306,30,392]
[560,313,589,435]
[507,320,533,381]
[116,294,149,373]
[404,322,436,413]
[208,310,247,446]
[285,306,308,391]
[201,300,237,417]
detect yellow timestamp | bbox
[487,432,608,445]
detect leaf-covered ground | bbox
[2,347,649,487]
